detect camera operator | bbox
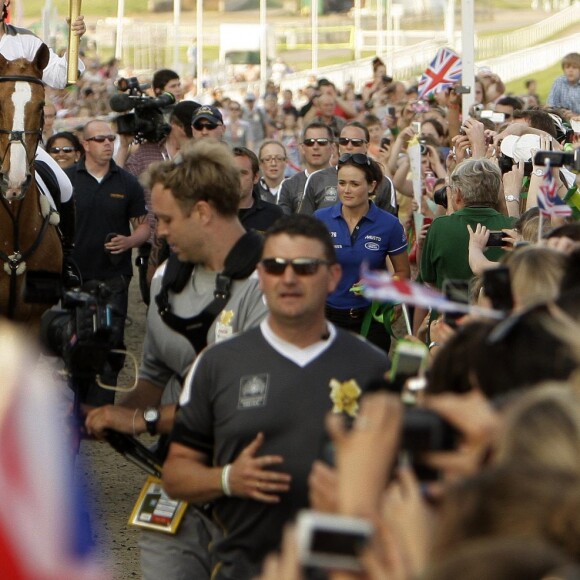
[66,119,150,405]
[123,101,201,293]
[152,68,183,102]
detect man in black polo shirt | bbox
[163,215,389,579]
[66,119,150,405]
[234,146,283,234]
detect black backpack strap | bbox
[155,231,263,351]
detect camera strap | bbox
[155,230,263,353]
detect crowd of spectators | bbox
[40,38,580,579]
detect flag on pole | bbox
[537,167,573,218]
[359,264,502,318]
[418,47,462,99]
[0,323,107,580]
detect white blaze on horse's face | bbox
[4,82,32,200]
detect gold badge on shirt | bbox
[216,309,235,341]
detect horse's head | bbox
[0,44,48,201]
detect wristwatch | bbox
[143,407,160,436]
[533,168,545,177]
[504,194,519,203]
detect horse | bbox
[0,44,63,326]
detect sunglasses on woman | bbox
[261,257,332,276]
[49,146,76,154]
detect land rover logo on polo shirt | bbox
[323,186,338,202]
[238,374,269,409]
[365,242,380,250]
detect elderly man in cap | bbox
[192,105,225,140]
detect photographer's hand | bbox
[380,464,432,577]
[467,223,495,275]
[422,390,500,498]
[258,524,303,580]
[326,393,402,519]
[463,118,487,159]
[308,460,339,513]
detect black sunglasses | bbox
[261,257,331,276]
[303,138,331,147]
[86,135,116,143]
[338,137,367,146]
[338,153,371,167]
[193,121,219,130]
[49,146,76,154]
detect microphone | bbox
[109,93,135,113]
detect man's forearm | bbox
[163,451,224,504]
[128,222,151,248]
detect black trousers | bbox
[325,305,391,355]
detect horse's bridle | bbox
[0,75,44,179]
[0,74,52,318]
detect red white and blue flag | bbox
[0,324,107,580]
[537,167,572,218]
[418,47,462,98]
[359,264,502,318]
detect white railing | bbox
[475,3,580,60]
[478,32,580,83]
[275,6,580,95]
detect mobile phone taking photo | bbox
[485,231,508,248]
[296,510,373,573]
[389,340,428,393]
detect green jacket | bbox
[420,206,515,289]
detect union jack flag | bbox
[537,167,572,218]
[418,48,462,98]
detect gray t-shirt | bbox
[139,263,268,405]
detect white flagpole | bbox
[461,0,475,115]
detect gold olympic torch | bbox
[66,0,82,85]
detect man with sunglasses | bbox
[163,214,389,580]
[192,105,225,140]
[66,120,150,405]
[278,122,334,215]
[298,121,396,216]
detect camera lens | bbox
[433,186,448,209]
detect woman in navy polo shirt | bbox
[315,153,410,352]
